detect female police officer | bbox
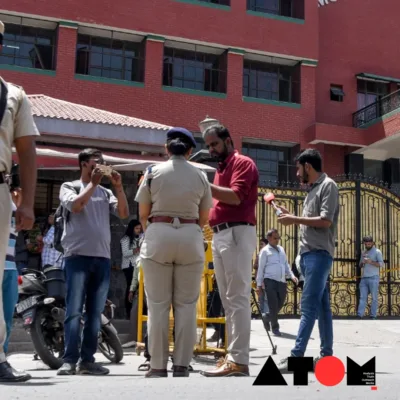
[135,127,213,378]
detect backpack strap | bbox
[0,80,8,127]
[65,180,82,223]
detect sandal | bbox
[138,360,151,372]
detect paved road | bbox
[2,319,400,399]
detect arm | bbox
[199,178,213,228]
[256,249,267,287]
[130,267,140,292]
[368,250,384,268]
[135,170,153,232]
[279,181,339,228]
[60,182,97,214]
[211,158,258,206]
[110,171,129,219]
[121,236,134,258]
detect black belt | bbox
[212,222,254,234]
[0,172,4,184]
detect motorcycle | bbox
[16,268,124,370]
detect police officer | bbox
[0,20,39,382]
[135,127,213,378]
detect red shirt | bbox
[209,151,259,227]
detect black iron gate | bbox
[254,176,400,318]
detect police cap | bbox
[167,127,197,148]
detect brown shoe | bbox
[145,368,168,378]
[201,360,249,377]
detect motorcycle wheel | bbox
[98,325,124,364]
[30,307,64,370]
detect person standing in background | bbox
[37,212,63,269]
[120,219,142,319]
[0,20,39,382]
[357,236,383,319]
[201,125,259,378]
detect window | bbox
[247,0,304,19]
[357,80,389,110]
[198,0,230,4]
[364,159,384,181]
[242,143,298,185]
[75,33,145,82]
[0,23,56,70]
[330,85,345,102]
[243,59,300,103]
[163,43,227,93]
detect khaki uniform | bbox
[0,79,39,361]
[135,155,213,369]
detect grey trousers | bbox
[0,184,12,363]
[140,221,204,370]
[264,278,287,331]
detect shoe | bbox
[276,357,290,373]
[272,329,282,337]
[207,331,220,342]
[145,368,168,378]
[122,341,137,349]
[357,315,363,319]
[370,316,377,320]
[173,366,189,377]
[201,360,249,377]
[0,361,31,382]
[313,355,325,371]
[76,362,109,375]
[57,362,76,376]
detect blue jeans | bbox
[291,250,333,357]
[259,289,270,314]
[63,256,111,364]
[2,270,19,354]
[357,276,379,317]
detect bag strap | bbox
[0,80,8,127]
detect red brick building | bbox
[1,0,399,188]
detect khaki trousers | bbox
[212,224,257,365]
[0,184,12,363]
[140,220,204,370]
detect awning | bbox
[12,145,215,172]
[356,73,400,84]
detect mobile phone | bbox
[97,164,113,176]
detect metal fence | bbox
[251,175,400,318]
[353,89,400,128]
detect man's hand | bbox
[277,214,298,226]
[15,204,35,232]
[277,204,291,214]
[128,291,135,303]
[91,167,103,186]
[291,276,299,285]
[110,170,122,188]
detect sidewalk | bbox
[3,319,400,399]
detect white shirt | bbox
[256,244,295,286]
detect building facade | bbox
[0,0,399,186]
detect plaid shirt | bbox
[41,226,62,267]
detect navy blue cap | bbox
[167,127,197,148]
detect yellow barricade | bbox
[136,240,227,357]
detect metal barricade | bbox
[135,240,227,357]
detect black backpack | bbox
[53,180,110,253]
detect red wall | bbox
[6,0,318,60]
[0,24,317,148]
[316,0,400,127]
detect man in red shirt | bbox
[200,125,259,377]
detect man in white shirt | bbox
[256,229,298,336]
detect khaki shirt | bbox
[299,173,339,258]
[135,155,213,220]
[0,78,40,173]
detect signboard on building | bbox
[318,0,338,6]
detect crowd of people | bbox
[0,18,382,384]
